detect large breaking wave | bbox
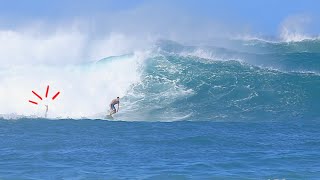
[1,39,319,121]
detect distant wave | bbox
[233,34,320,43]
[280,31,320,42]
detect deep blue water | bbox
[1,119,320,179]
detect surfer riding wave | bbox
[109,97,120,115]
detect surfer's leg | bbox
[109,104,113,115]
[110,104,116,115]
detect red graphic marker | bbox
[29,85,61,105]
[32,91,43,100]
[45,85,49,98]
[52,91,60,100]
[29,100,38,105]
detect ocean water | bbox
[1,119,320,179]
[1,39,320,179]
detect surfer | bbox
[109,97,120,115]
[45,105,48,118]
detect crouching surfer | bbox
[109,97,120,116]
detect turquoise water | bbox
[118,40,320,121]
[1,119,320,179]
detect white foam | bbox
[0,53,145,119]
[0,25,154,67]
[179,48,243,62]
[280,15,320,42]
[280,28,319,42]
[232,34,277,43]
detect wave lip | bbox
[233,33,320,44]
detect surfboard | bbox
[110,110,116,115]
[105,115,114,120]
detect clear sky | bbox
[0,0,319,36]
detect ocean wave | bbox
[119,47,319,121]
[1,40,319,121]
[233,33,320,44]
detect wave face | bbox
[1,39,320,121]
[119,40,320,121]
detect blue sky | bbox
[0,0,319,36]
[0,0,319,67]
